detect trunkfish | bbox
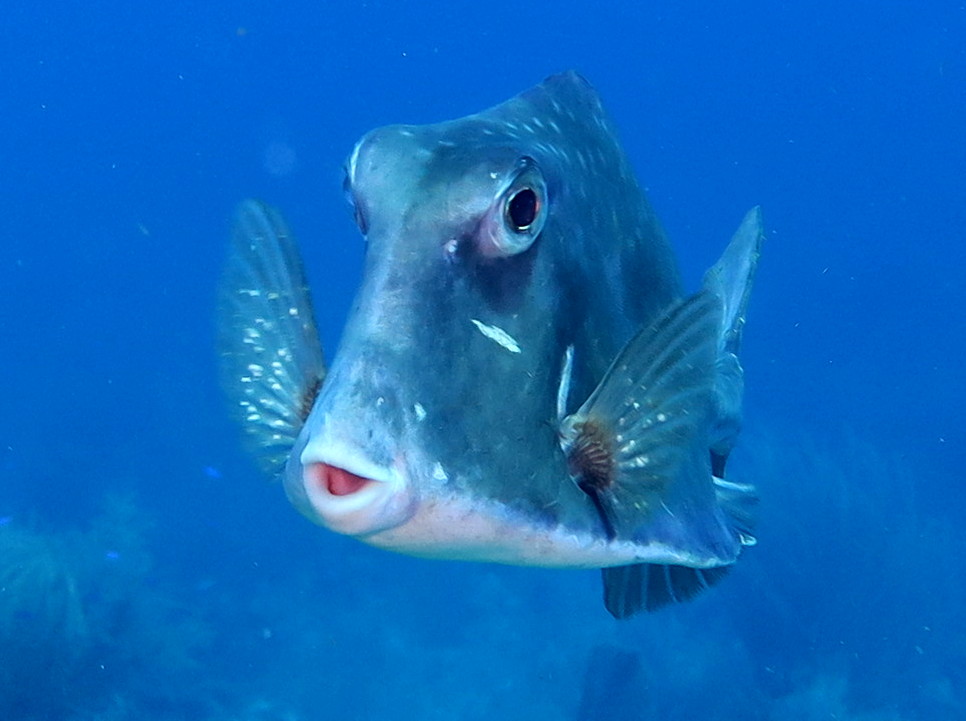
[218,71,762,618]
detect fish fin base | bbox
[601,563,730,619]
[218,199,326,477]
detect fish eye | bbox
[478,158,547,258]
[506,187,539,232]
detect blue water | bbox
[2,2,963,719]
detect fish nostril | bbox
[306,462,373,497]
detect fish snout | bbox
[289,298,416,537]
[296,448,415,537]
[292,362,417,537]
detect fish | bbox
[218,71,762,618]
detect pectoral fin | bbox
[560,290,759,618]
[217,200,326,476]
[560,291,724,548]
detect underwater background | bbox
[2,2,964,719]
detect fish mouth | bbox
[306,463,379,497]
[297,446,415,537]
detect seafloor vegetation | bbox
[0,428,961,720]
[0,497,254,721]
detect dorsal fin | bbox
[703,207,764,458]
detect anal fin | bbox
[602,563,730,619]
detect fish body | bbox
[219,72,762,617]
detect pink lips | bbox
[307,462,373,496]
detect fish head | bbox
[289,122,563,541]
[285,72,674,553]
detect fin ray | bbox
[218,199,326,476]
[563,292,722,550]
[586,291,721,421]
[602,562,731,618]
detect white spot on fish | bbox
[414,402,427,421]
[625,454,650,469]
[470,319,521,353]
[556,345,574,422]
[432,462,448,481]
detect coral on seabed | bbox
[0,522,89,718]
[0,495,214,720]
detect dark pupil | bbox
[507,188,538,231]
